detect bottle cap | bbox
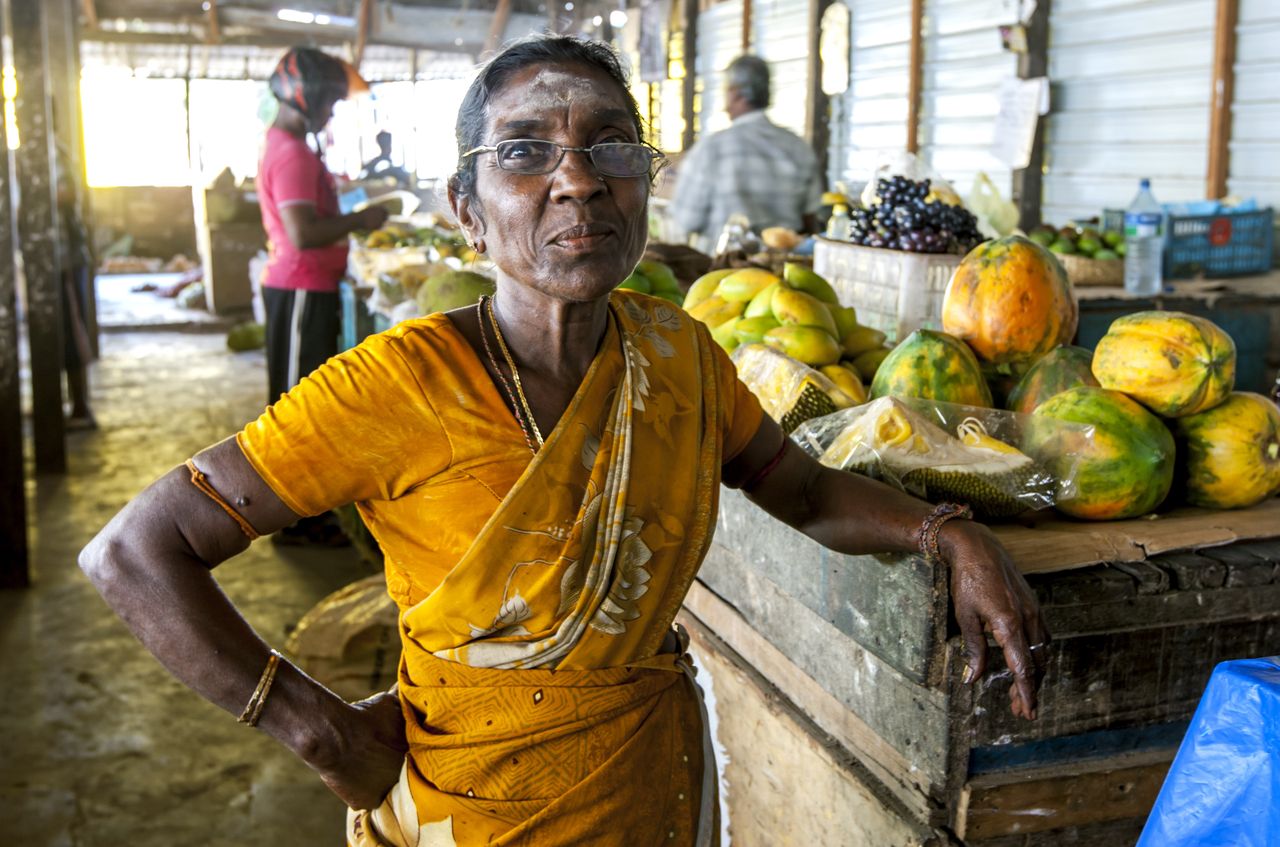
[1140,178,1151,189]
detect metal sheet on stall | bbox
[1229,0,1280,218]
[751,0,812,139]
[695,0,743,138]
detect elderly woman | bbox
[81,36,1047,846]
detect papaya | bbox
[771,287,838,335]
[941,235,1078,365]
[869,329,993,407]
[1091,311,1236,418]
[683,269,735,310]
[763,325,842,367]
[1173,392,1280,509]
[1024,386,1175,520]
[1006,346,1099,416]
[718,268,780,302]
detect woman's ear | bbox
[447,179,486,250]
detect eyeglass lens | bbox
[496,140,653,176]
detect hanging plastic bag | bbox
[792,396,1086,519]
[967,172,1020,238]
[859,151,964,208]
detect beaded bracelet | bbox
[916,503,973,563]
[238,649,284,727]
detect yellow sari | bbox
[343,295,730,845]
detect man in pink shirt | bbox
[260,47,388,404]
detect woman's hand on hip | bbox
[941,521,1050,720]
[307,689,409,811]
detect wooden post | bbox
[0,8,30,588]
[12,0,68,475]
[354,0,373,69]
[681,0,698,151]
[1206,0,1238,200]
[805,0,835,174]
[80,0,98,29]
[742,0,752,54]
[1011,0,1051,232]
[906,0,923,154]
[206,0,221,45]
[485,0,512,57]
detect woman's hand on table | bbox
[940,520,1050,720]
[308,689,409,811]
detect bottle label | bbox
[1125,211,1162,239]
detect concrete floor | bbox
[1,326,370,845]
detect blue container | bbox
[1163,207,1275,278]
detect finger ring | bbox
[1029,643,1048,651]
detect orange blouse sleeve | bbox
[709,338,765,464]
[236,331,451,517]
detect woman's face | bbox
[454,61,650,303]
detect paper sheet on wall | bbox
[991,77,1049,170]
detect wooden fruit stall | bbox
[680,491,1280,845]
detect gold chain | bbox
[486,296,545,449]
[476,297,537,454]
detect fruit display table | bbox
[1074,271,1280,394]
[680,489,1280,845]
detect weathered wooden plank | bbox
[12,0,67,474]
[992,500,1280,574]
[1042,582,1280,637]
[968,616,1280,746]
[708,487,941,681]
[1151,550,1227,590]
[971,815,1147,847]
[1110,560,1172,595]
[0,6,29,588]
[1046,566,1137,606]
[956,751,1172,840]
[679,612,948,845]
[1201,543,1280,588]
[682,576,952,816]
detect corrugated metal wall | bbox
[917,0,1017,200]
[750,0,811,139]
[828,0,909,189]
[1041,0,1215,224]
[1229,0,1280,210]
[695,0,743,137]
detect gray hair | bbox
[726,55,770,109]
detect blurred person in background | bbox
[669,55,823,253]
[358,129,412,187]
[260,46,389,544]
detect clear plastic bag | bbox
[859,151,964,208]
[731,344,859,434]
[967,172,1020,238]
[793,396,1090,519]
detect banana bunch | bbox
[684,262,895,395]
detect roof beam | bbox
[485,0,512,57]
[354,0,373,69]
[206,0,220,45]
[81,0,99,29]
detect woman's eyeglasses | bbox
[461,139,664,178]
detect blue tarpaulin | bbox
[1137,657,1280,846]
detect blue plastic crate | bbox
[1163,207,1274,278]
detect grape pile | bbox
[847,176,984,255]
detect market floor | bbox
[0,330,371,846]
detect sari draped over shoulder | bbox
[347,295,727,846]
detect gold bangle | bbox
[238,649,284,727]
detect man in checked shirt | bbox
[669,55,824,253]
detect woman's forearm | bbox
[78,467,349,768]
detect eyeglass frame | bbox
[460,138,666,178]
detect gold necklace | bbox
[476,297,538,454]
[486,296,545,450]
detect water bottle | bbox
[1123,179,1164,296]
[826,204,851,240]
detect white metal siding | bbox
[751,0,811,139]
[1041,0,1215,224]
[917,0,1018,200]
[695,0,744,137]
[828,0,910,190]
[1228,0,1280,210]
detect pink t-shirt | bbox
[258,127,348,292]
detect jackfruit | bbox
[731,344,857,433]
